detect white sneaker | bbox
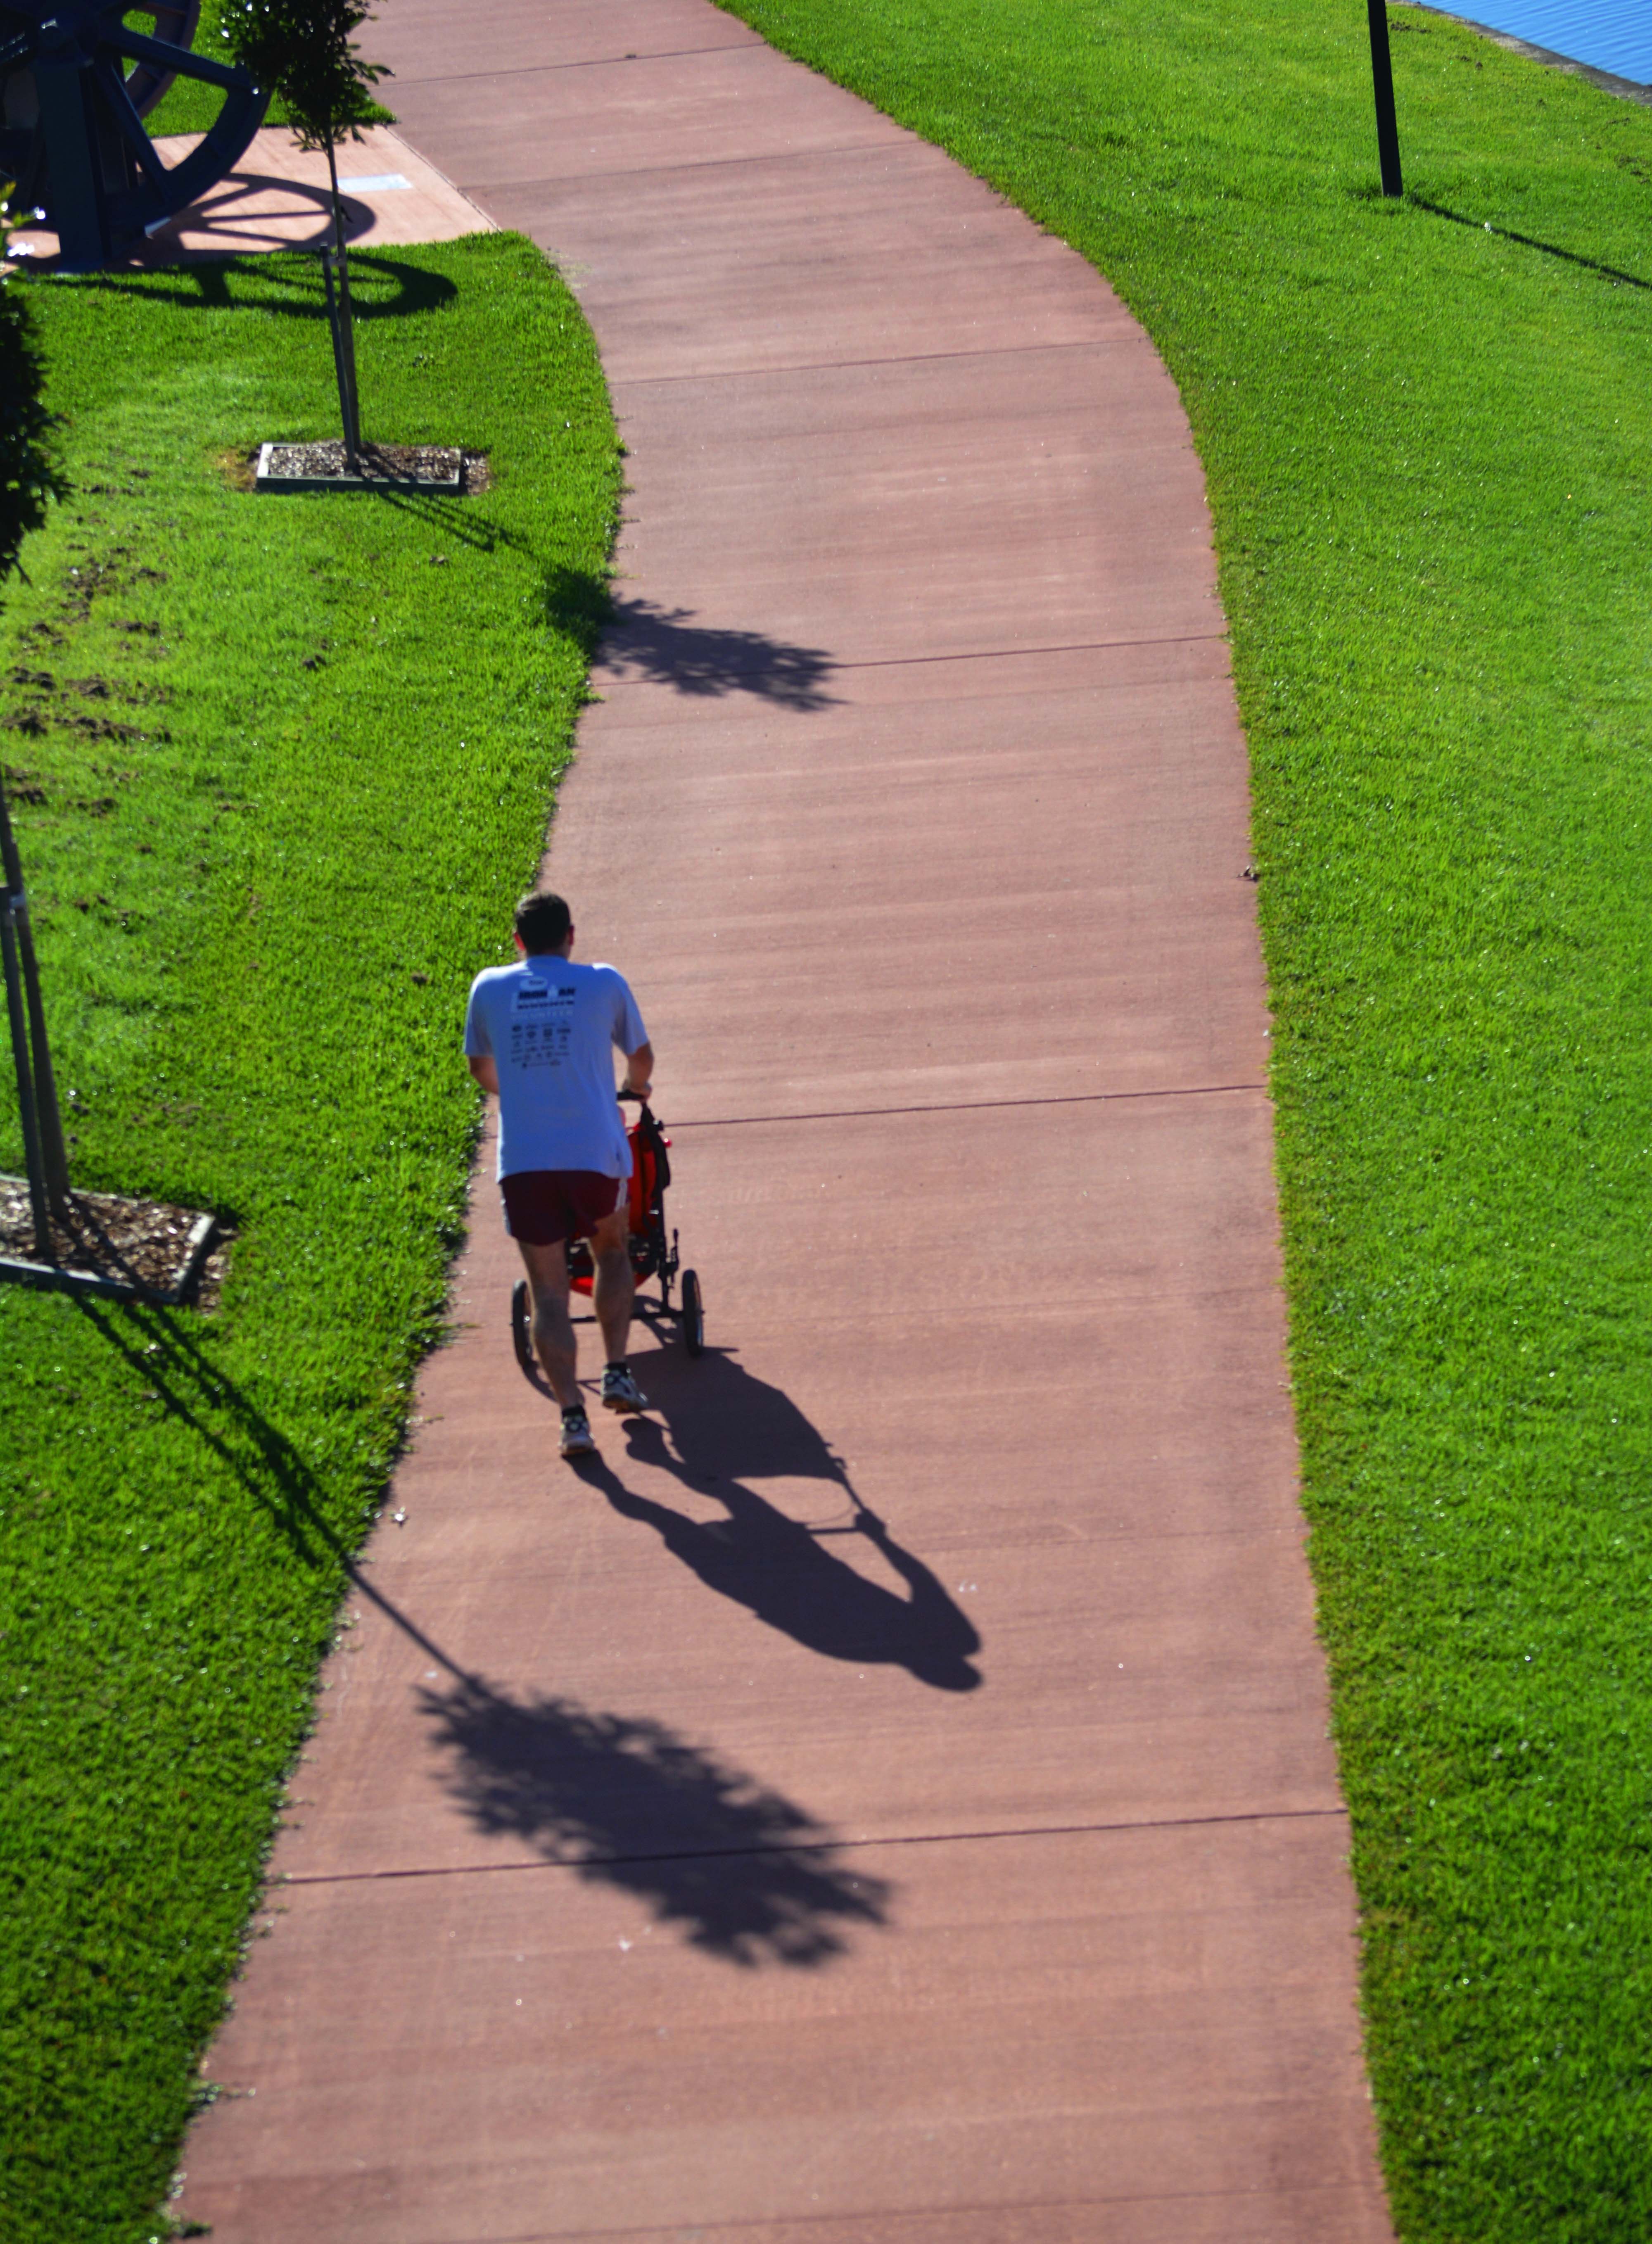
[600,1365,648,1414]
[560,1408,597,1458]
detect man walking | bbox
[465,889,655,1458]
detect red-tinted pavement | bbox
[177,5,1396,2238]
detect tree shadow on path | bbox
[597,593,839,710]
[574,1347,983,1693]
[74,1297,889,1969]
[419,1679,890,1968]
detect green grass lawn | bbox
[710,1,1652,2236]
[139,0,395,137]
[0,236,617,2242]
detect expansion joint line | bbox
[670,1080,1267,1133]
[281,1805,1346,1890]
[616,337,1188,388]
[485,2170,1376,2244]
[828,628,1229,669]
[391,42,760,90]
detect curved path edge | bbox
[180,4,1396,2238]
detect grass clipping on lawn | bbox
[0,235,619,2243]
[710,1,1652,2237]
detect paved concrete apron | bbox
[9,124,493,264]
[179,4,1394,2237]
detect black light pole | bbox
[1367,0,1404,198]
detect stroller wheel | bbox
[681,1268,704,1359]
[510,1279,535,1378]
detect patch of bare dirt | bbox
[215,447,258,493]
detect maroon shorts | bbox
[501,1169,623,1247]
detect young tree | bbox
[222,0,389,467]
[0,194,69,1257]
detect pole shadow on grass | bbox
[73,1294,891,1965]
[570,1345,982,1693]
[348,478,512,555]
[1412,195,1652,290]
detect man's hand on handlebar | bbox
[621,1040,654,1104]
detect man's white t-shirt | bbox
[464,954,648,1181]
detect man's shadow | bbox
[577,1348,983,1693]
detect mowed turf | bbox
[140,0,395,136]
[0,239,617,2242]
[706,3,1652,2237]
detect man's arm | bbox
[469,1054,499,1096]
[623,1041,654,1099]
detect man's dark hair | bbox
[515,889,572,953]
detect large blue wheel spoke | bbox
[107,23,247,95]
[95,53,170,191]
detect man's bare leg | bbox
[589,1204,650,1411]
[589,1205,634,1365]
[516,1237,581,1409]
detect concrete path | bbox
[178,5,1394,2238]
[9,127,494,265]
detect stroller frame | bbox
[511,1094,702,1377]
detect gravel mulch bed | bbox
[257,440,471,490]
[0,1178,224,1304]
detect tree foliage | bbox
[0,204,63,584]
[218,0,388,461]
[220,0,388,152]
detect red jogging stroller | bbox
[510,1092,702,1378]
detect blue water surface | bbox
[1426,1,1652,85]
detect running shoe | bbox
[600,1364,649,1414]
[560,1408,597,1459]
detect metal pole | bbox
[323,135,363,465]
[0,772,70,1211]
[1,886,53,1263]
[1367,0,1404,198]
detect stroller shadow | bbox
[579,1348,983,1693]
[420,1677,890,1968]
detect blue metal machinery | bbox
[0,2,268,269]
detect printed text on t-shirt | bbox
[510,978,577,1069]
